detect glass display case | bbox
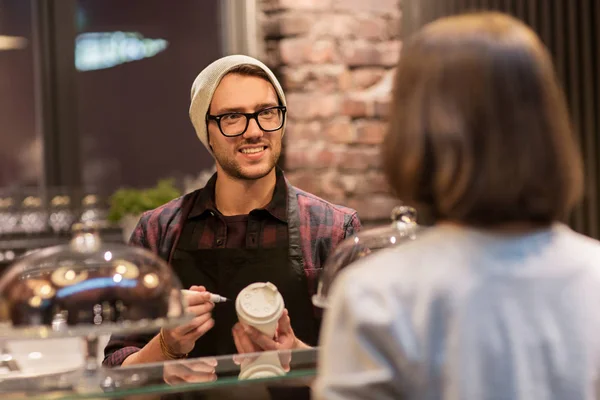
[0,223,191,395]
[0,348,317,400]
[313,205,423,308]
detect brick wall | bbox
[260,0,402,227]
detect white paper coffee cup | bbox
[235,282,285,338]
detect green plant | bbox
[107,179,181,223]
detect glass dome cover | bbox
[312,205,423,308]
[0,223,190,340]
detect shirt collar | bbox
[188,167,288,223]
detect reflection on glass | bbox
[237,351,288,380]
[75,32,168,71]
[163,357,218,385]
[0,348,316,397]
[313,205,422,309]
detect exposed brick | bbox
[350,68,387,90]
[313,148,340,168]
[260,0,281,12]
[387,15,403,39]
[355,171,391,194]
[338,69,353,91]
[285,145,311,170]
[312,15,355,38]
[307,40,338,64]
[353,16,390,40]
[340,40,402,67]
[262,0,333,12]
[325,117,356,143]
[281,65,348,92]
[287,93,340,120]
[279,38,309,65]
[322,192,348,205]
[279,38,337,65]
[341,94,373,118]
[285,171,321,193]
[374,97,392,118]
[262,13,313,38]
[355,120,387,144]
[285,142,342,170]
[331,0,399,15]
[339,174,360,193]
[347,195,400,221]
[379,40,402,67]
[260,0,403,225]
[340,41,381,67]
[284,121,323,144]
[340,171,391,195]
[320,171,346,200]
[263,40,282,66]
[338,146,380,171]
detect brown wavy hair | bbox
[382,12,583,226]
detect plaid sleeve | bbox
[102,332,155,367]
[343,212,362,239]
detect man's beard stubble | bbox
[212,141,280,181]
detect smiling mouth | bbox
[239,146,267,154]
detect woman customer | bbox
[315,12,600,400]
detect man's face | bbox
[207,73,282,181]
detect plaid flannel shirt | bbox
[103,168,361,366]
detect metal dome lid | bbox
[0,223,190,340]
[312,205,423,309]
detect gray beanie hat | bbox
[189,55,287,154]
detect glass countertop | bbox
[0,347,318,400]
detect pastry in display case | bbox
[0,222,191,394]
[312,205,423,309]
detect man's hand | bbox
[163,358,218,385]
[162,285,215,356]
[232,309,299,353]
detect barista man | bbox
[103,55,361,366]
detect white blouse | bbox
[314,223,600,400]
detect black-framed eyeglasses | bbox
[206,106,287,137]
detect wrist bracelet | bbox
[159,329,188,359]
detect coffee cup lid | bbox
[237,282,284,321]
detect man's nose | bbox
[243,117,264,140]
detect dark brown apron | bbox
[169,193,319,358]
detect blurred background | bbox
[0,0,599,266]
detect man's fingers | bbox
[279,349,292,371]
[197,357,218,367]
[188,285,206,292]
[186,291,212,306]
[174,312,213,335]
[165,372,217,385]
[188,302,214,316]
[188,316,215,341]
[276,309,292,334]
[187,360,217,374]
[232,323,260,354]
[242,324,278,351]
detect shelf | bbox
[0,229,123,251]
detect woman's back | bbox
[315,11,594,400]
[316,224,600,399]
